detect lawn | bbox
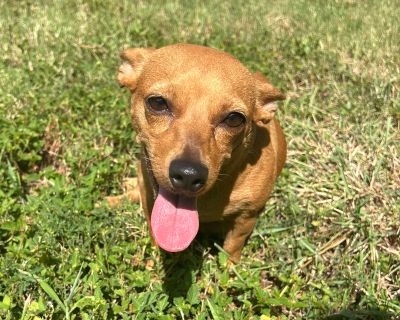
[0,0,399,319]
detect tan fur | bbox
[107,44,286,263]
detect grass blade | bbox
[18,269,66,313]
[37,278,66,312]
[66,264,84,305]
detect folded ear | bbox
[253,72,285,125]
[117,47,155,91]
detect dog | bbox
[107,44,286,263]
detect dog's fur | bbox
[107,44,286,262]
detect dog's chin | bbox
[159,183,205,198]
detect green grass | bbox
[1,0,399,319]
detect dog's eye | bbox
[223,112,246,127]
[146,96,169,113]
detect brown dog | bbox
[107,44,286,263]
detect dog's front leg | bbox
[105,177,141,207]
[223,213,257,263]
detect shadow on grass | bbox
[326,308,398,320]
[160,233,224,300]
[160,246,204,300]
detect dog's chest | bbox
[197,163,275,222]
[197,193,265,223]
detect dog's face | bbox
[118,44,284,198]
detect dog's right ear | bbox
[253,72,285,125]
[117,48,155,91]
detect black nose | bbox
[169,159,208,193]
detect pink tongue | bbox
[151,186,199,252]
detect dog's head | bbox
[118,44,284,251]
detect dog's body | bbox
[108,44,286,262]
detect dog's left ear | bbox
[253,72,285,125]
[117,47,155,91]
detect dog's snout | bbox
[169,159,208,193]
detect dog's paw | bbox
[122,177,138,192]
[228,254,241,265]
[105,195,126,208]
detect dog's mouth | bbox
[150,186,199,252]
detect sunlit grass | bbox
[0,0,399,319]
